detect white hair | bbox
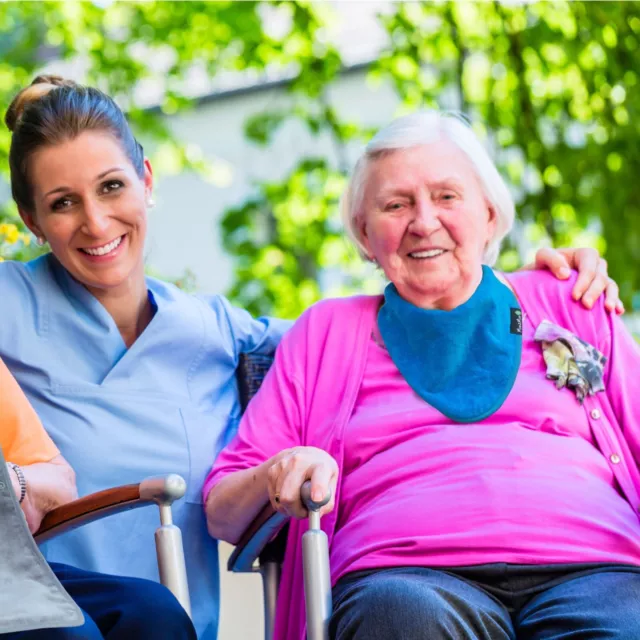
[340,110,515,266]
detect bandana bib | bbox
[378,265,522,423]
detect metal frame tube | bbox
[302,518,332,640]
[155,517,191,618]
[261,561,281,640]
[159,504,173,526]
[308,511,320,531]
[139,476,191,618]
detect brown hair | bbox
[5,75,144,211]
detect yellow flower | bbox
[7,229,19,244]
[0,223,20,245]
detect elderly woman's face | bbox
[359,141,496,309]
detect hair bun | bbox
[5,75,78,132]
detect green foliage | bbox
[226,1,640,316]
[380,2,640,303]
[1,2,639,316]
[222,158,348,317]
[0,0,327,261]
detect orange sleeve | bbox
[0,358,59,466]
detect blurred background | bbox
[1,1,639,636]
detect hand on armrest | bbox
[226,481,331,573]
[206,446,337,545]
[8,454,77,534]
[35,474,186,543]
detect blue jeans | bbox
[1,562,196,640]
[330,563,640,639]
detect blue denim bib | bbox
[378,266,522,423]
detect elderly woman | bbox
[0,76,618,638]
[0,357,196,639]
[205,111,640,640]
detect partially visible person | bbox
[205,111,640,640]
[0,75,621,639]
[0,357,196,640]
[2,355,76,534]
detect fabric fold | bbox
[0,447,83,634]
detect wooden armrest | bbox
[227,503,288,573]
[34,474,186,543]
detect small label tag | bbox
[510,308,522,335]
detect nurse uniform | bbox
[0,254,289,639]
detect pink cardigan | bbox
[205,270,640,640]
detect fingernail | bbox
[559,267,571,278]
[584,297,593,307]
[312,489,322,501]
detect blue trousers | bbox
[2,562,196,640]
[330,563,640,639]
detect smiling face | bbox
[359,140,497,310]
[21,130,152,295]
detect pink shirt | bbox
[331,312,640,581]
[205,271,640,640]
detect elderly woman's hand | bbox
[267,446,338,519]
[529,247,623,314]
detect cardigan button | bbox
[610,454,621,464]
[591,409,601,420]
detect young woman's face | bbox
[22,130,152,294]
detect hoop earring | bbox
[35,236,45,246]
[146,197,155,209]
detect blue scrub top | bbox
[0,254,290,639]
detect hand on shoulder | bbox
[519,246,623,315]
